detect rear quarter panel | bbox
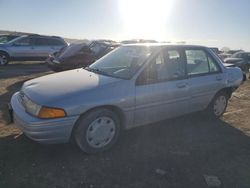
[225,67,243,87]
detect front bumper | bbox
[11,92,79,144]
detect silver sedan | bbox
[11,44,243,153]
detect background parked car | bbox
[0,34,67,65]
[121,39,158,44]
[46,40,120,71]
[224,51,250,73]
[218,53,232,60]
[0,34,20,44]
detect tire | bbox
[0,52,9,66]
[74,108,121,154]
[206,91,229,118]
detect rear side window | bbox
[33,38,65,46]
[247,53,250,60]
[33,37,48,46]
[47,38,65,46]
[13,37,31,46]
[185,49,219,76]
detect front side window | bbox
[88,46,154,79]
[186,49,219,76]
[0,36,16,44]
[13,37,31,46]
[137,49,185,84]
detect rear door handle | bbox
[176,82,187,88]
[216,75,222,81]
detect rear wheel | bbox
[0,52,9,66]
[74,108,121,154]
[206,91,229,118]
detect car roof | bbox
[0,34,20,37]
[18,34,64,40]
[123,43,207,48]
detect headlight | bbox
[26,100,42,116]
[19,93,66,119]
[20,93,41,116]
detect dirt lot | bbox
[0,62,250,188]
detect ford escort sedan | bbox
[11,44,243,153]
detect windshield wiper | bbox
[84,66,125,79]
[85,67,110,76]
[85,66,100,73]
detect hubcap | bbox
[213,95,227,116]
[0,55,7,65]
[86,117,116,148]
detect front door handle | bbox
[176,82,186,88]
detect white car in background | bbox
[0,34,67,65]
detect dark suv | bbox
[46,40,120,71]
[0,34,67,65]
[224,51,250,73]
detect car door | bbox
[134,48,189,126]
[32,37,65,58]
[9,36,35,58]
[184,48,225,113]
[32,37,53,58]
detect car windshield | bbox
[58,43,86,58]
[87,46,153,79]
[231,52,244,58]
[88,42,108,56]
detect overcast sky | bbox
[0,0,250,50]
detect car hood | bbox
[22,68,122,106]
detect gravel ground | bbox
[0,62,250,188]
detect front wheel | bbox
[74,108,121,154]
[0,52,9,66]
[206,91,229,118]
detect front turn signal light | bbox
[38,107,66,119]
